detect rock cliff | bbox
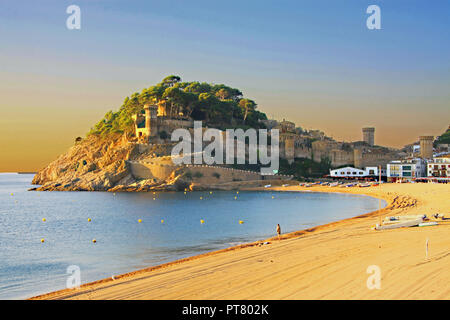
[31,134,190,191]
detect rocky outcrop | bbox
[32,135,149,191]
[30,134,290,192]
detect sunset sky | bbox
[0,0,449,172]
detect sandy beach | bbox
[31,183,450,300]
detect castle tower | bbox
[362,127,375,146]
[419,136,434,159]
[144,104,158,138]
[353,148,363,168]
[284,135,295,164]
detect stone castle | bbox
[132,105,403,170]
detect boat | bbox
[264,184,272,188]
[375,218,423,230]
[345,183,356,187]
[358,183,371,187]
[328,182,339,187]
[418,222,438,227]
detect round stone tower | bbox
[419,136,434,159]
[144,104,159,138]
[362,127,375,146]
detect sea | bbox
[0,173,386,299]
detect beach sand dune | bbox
[31,183,450,300]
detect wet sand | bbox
[31,183,450,300]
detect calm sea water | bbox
[0,173,385,299]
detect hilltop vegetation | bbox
[435,126,450,145]
[89,75,267,136]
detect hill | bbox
[89,75,267,137]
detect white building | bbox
[330,166,385,178]
[427,155,450,178]
[386,158,427,181]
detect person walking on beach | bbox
[276,224,281,240]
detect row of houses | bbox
[386,155,450,181]
[329,154,450,181]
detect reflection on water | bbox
[0,173,385,299]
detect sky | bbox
[0,0,449,172]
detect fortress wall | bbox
[359,153,398,168]
[184,165,263,183]
[129,159,292,184]
[129,159,179,181]
[330,149,353,167]
[157,119,194,135]
[185,165,292,183]
[294,146,312,159]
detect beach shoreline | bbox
[30,183,450,300]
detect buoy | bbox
[200,196,203,200]
[138,219,142,223]
[184,191,187,194]
[234,196,237,200]
[272,196,274,199]
[42,218,46,222]
[161,219,164,224]
[153,198,156,200]
[209,191,212,194]
[92,239,97,243]
[10,193,13,196]
[88,218,91,222]
[239,220,244,224]
[41,238,45,243]
[200,219,205,224]
[236,191,239,194]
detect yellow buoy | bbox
[42,218,46,222]
[41,238,45,243]
[153,198,156,200]
[92,239,97,243]
[236,191,239,194]
[239,220,244,224]
[161,219,164,224]
[200,219,205,224]
[209,191,212,194]
[272,196,274,199]
[234,196,237,200]
[200,196,203,200]
[88,218,91,222]
[138,219,142,223]
[184,191,187,194]
[11,193,13,196]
